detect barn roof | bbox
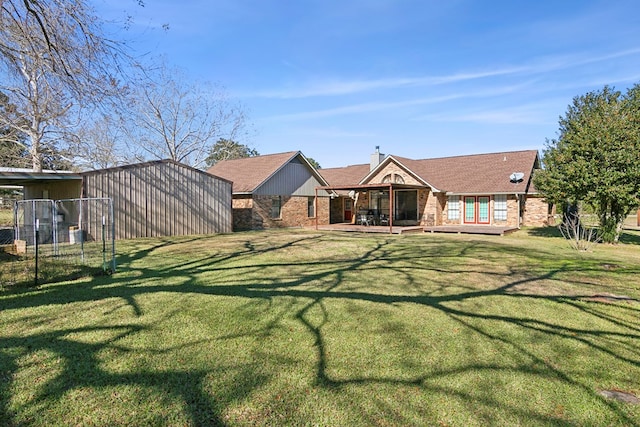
[81,159,232,184]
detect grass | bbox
[1,228,640,426]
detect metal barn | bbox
[82,160,232,239]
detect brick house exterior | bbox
[208,152,331,231]
[319,148,549,229]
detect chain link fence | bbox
[1,198,115,288]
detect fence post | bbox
[79,200,84,263]
[34,218,39,287]
[102,215,106,272]
[111,201,116,272]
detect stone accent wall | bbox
[234,195,330,230]
[419,189,437,226]
[434,193,447,225]
[506,197,520,227]
[522,196,550,227]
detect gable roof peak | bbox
[207,150,328,193]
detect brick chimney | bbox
[370,146,385,170]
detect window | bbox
[307,197,315,218]
[382,173,405,184]
[270,196,282,219]
[448,195,460,220]
[394,190,418,221]
[494,194,507,220]
[369,190,390,214]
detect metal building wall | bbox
[254,156,329,197]
[82,160,232,239]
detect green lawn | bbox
[1,229,639,426]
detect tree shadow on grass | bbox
[527,225,640,246]
[1,231,640,425]
[0,323,263,426]
[619,229,640,245]
[525,226,564,239]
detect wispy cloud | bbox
[524,47,640,77]
[250,67,528,99]
[263,95,461,121]
[247,47,640,100]
[263,83,531,122]
[417,102,558,125]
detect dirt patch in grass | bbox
[598,389,640,404]
[580,293,640,304]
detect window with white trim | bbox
[494,194,507,220]
[447,195,460,220]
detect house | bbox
[82,160,233,239]
[319,148,549,229]
[207,151,332,230]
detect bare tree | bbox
[69,113,127,170]
[0,91,28,167]
[558,209,601,251]
[0,0,129,171]
[124,63,252,169]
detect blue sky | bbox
[96,0,640,168]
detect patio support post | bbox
[389,184,393,234]
[314,188,318,230]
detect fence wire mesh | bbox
[1,198,115,288]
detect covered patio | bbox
[315,182,426,234]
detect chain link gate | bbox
[1,198,115,288]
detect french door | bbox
[464,196,490,224]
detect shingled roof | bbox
[207,151,329,194]
[387,150,540,194]
[321,150,539,194]
[319,164,371,187]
